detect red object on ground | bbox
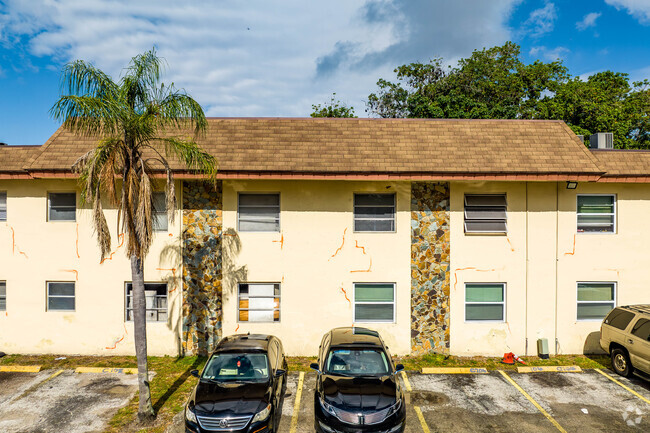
[501,352,515,365]
[514,354,527,365]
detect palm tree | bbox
[50,48,216,420]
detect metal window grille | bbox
[125,283,168,322]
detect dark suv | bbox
[185,334,287,433]
[311,327,406,433]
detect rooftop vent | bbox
[589,133,614,149]
[576,135,584,143]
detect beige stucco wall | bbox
[0,179,183,356]
[220,180,412,356]
[450,180,650,356]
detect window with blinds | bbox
[0,192,6,221]
[152,192,168,231]
[577,195,616,233]
[465,283,505,321]
[353,283,395,322]
[238,193,280,232]
[47,282,75,311]
[238,283,280,322]
[354,194,396,232]
[464,194,507,234]
[577,282,615,320]
[48,192,76,221]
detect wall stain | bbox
[329,228,347,260]
[506,237,515,252]
[75,224,80,258]
[350,257,372,273]
[99,233,125,264]
[157,267,178,293]
[564,234,576,256]
[453,267,499,291]
[61,269,79,281]
[272,233,284,249]
[105,324,128,350]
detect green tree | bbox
[536,72,650,148]
[366,42,650,148]
[311,93,357,118]
[50,49,216,420]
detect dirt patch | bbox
[411,390,450,405]
[527,373,571,388]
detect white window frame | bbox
[0,191,7,221]
[464,283,506,323]
[353,282,396,323]
[353,193,396,233]
[237,192,281,232]
[576,194,616,234]
[237,282,281,323]
[576,281,617,322]
[464,194,508,234]
[47,281,76,312]
[47,192,76,222]
[0,280,6,312]
[152,191,168,232]
[125,282,168,322]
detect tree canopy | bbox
[311,93,357,118]
[366,42,650,148]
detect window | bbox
[353,194,395,232]
[0,192,6,221]
[577,282,616,320]
[353,283,395,322]
[238,283,280,322]
[152,192,168,231]
[604,308,635,330]
[47,282,75,311]
[577,195,615,233]
[125,283,168,322]
[631,319,650,342]
[464,194,507,234]
[0,281,6,311]
[48,192,76,221]
[238,193,280,232]
[465,283,505,321]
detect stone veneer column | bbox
[411,182,451,354]
[182,181,223,355]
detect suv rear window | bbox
[604,308,635,330]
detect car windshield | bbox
[324,348,390,376]
[202,353,269,382]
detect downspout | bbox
[554,181,560,355]
[525,182,529,356]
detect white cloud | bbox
[605,0,650,24]
[576,12,602,30]
[529,45,569,61]
[0,0,522,117]
[523,2,557,37]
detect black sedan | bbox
[185,334,287,433]
[311,327,406,433]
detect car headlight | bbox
[319,397,338,417]
[387,399,402,416]
[252,404,272,423]
[185,405,197,423]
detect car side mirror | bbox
[275,369,286,378]
[190,369,199,378]
[310,363,321,373]
[394,364,405,373]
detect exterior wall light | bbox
[566,181,578,189]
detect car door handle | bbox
[628,339,634,344]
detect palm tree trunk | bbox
[131,255,155,420]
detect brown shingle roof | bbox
[591,149,650,177]
[0,145,42,173]
[18,118,603,179]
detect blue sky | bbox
[1,0,649,146]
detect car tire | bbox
[611,347,633,377]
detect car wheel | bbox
[611,348,633,377]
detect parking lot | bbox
[2,366,649,432]
[0,368,138,433]
[276,368,650,433]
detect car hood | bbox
[321,374,397,411]
[192,380,270,415]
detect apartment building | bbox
[1,118,648,357]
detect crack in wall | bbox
[329,227,347,260]
[99,233,125,264]
[10,226,28,258]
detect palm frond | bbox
[160,137,217,179]
[51,95,121,136]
